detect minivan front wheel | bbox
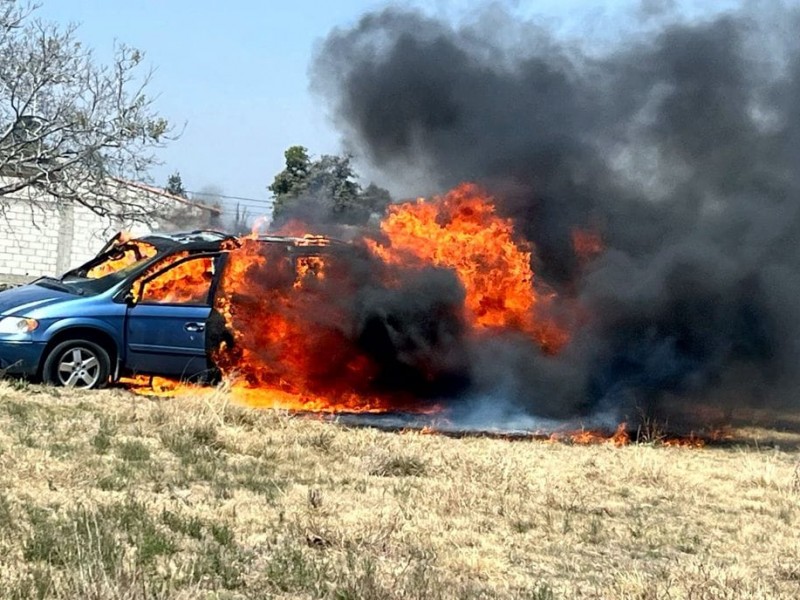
[43,340,110,389]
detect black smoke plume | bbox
[310,2,800,429]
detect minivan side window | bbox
[139,256,215,305]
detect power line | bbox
[186,189,274,205]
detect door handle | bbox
[184,322,205,333]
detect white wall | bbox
[0,179,214,279]
[67,204,128,272]
[0,198,62,277]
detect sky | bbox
[35,0,728,212]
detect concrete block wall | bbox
[68,204,126,271]
[0,179,217,281]
[0,200,61,277]
[0,200,144,279]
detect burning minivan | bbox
[0,186,565,416]
[0,230,340,389]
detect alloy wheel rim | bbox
[57,347,101,388]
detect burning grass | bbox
[0,381,799,599]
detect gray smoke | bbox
[311,2,800,429]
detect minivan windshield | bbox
[36,259,156,297]
[83,241,158,279]
[52,241,161,297]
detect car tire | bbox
[43,340,111,390]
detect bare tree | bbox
[0,0,174,222]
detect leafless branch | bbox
[0,3,174,222]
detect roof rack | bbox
[187,230,232,239]
[145,230,236,244]
[252,234,349,247]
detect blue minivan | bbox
[0,230,239,388]
[0,230,354,389]
[0,230,475,398]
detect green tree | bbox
[165,171,187,198]
[268,146,391,226]
[269,146,311,199]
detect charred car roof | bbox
[137,230,236,252]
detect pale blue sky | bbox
[36,1,727,207]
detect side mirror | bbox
[123,291,137,306]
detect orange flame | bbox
[86,241,157,279]
[140,255,214,304]
[129,252,214,305]
[369,183,567,351]
[211,237,401,412]
[547,422,630,446]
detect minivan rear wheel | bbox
[43,340,111,390]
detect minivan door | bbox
[124,253,220,379]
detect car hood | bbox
[0,282,76,317]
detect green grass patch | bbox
[91,417,117,454]
[116,440,151,462]
[369,454,428,477]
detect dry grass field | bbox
[0,380,798,599]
